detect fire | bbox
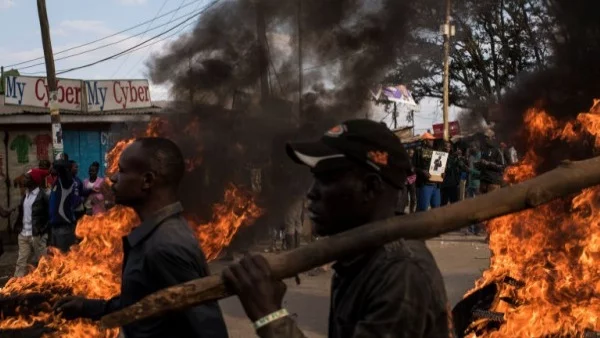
[193,184,264,261]
[105,117,163,176]
[0,207,137,337]
[464,102,600,337]
[0,117,262,337]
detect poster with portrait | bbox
[428,151,449,182]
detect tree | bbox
[387,0,555,108]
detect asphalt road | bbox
[214,233,491,337]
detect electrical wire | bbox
[17,6,206,72]
[109,0,169,77]
[54,0,222,76]
[122,0,196,78]
[24,18,200,76]
[4,0,203,68]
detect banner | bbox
[4,76,153,112]
[432,121,461,138]
[84,79,152,112]
[370,84,417,107]
[4,76,83,111]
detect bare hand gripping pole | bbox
[101,157,600,328]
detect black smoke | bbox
[141,0,417,249]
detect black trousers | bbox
[441,186,460,206]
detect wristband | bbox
[253,308,289,330]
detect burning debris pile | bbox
[0,118,262,337]
[454,101,600,337]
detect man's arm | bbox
[54,296,121,321]
[222,255,307,338]
[83,297,122,320]
[256,317,307,338]
[352,261,446,338]
[148,245,229,337]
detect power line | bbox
[112,19,197,61]
[4,0,203,68]
[17,6,207,72]
[24,18,200,76]
[123,0,196,78]
[110,0,169,77]
[55,0,222,76]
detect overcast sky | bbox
[0,0,459,133]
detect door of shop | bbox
[63,130,108,177]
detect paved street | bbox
[214,233,491,337]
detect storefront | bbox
[0,76,161,232]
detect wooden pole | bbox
[442,0,452,142]
[297,0,303,122]
[101,156,600,328]
[37,0,64,159]
[256,0,269,102]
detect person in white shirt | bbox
[14,169,50,277]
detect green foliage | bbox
[388,0,555,107]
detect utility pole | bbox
[37,0,64,159]
[255,0,269,102]
[441,0,454,142]
[297,0,303,122]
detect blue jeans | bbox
[417,185,441,212]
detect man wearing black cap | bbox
[222,119,450,338]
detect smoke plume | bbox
[139,0,417,248]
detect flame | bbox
[0,117,262,337]
[105,118,163,177]
[0,207,136,336]
[464,102,600,337]
[192,184,264,261]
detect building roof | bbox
[0,95,161,124]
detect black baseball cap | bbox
[286,119,411,188]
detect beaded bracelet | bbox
[253,308,290,330]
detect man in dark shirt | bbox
[222,120,450,338]
[478,135,505,193]
[441,141,461,205]
[54,137,229,338]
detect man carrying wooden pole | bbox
[225,119,450,337]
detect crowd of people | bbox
[0,157,107,277]
[402,130,518,235]
[274,128,518,252]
